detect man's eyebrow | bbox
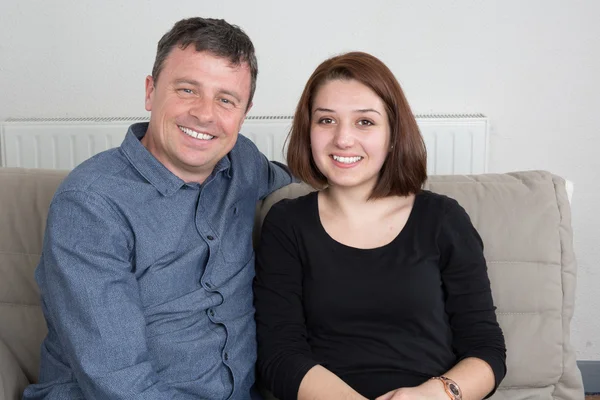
[173,78,201,86]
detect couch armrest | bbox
[0,338,28,400]
[565,179,574,204]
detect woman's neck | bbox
[320,185,410,221]
[318,185,416,249]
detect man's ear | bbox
[145,75,155,112]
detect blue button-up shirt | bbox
[23,123,294,400]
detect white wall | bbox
[1,0,598,360]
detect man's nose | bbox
[189,97,215,124]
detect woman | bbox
[254,52,506,400]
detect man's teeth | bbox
[179,126,214,140]
[332,155,362,164]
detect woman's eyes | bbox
[316,117,375,126]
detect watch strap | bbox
[430,376,462,400]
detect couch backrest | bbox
[0,168,68,382]
[0,168,584,399]
[256,171,584,400]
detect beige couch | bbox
[0,168,585,399]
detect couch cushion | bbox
[0,168,68,382]
[0,337,28,398]
[256,171,583,400]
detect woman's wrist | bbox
[430,376,462,399]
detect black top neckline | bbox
[310,190,423,254]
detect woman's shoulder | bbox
[412,190,473,230]
[417,190,479,241]
[265,190,318,221]
[416,189,462,212]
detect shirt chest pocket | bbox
[220,198,256,264]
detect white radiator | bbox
[0,115,488,174]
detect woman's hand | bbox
[375,379,448,400]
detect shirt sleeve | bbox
[438,198,507,397]
[254,201,319,400]
[36,190,181,399]
[254,151,296,200]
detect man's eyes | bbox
[175,89,237,107]
[219,98,237,107]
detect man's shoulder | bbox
[227,134,279,180]
[230,134,261,160]
[57,147,131,195]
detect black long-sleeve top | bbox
[254,190,506,400]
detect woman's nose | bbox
[333,123,354,148]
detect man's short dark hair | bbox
[152,17,258,107]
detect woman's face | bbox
[310,78,391,192]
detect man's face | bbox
[143,47,252,183]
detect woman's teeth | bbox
[332,155,362,164]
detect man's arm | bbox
[255,153,296,200]
[37,190,180,399]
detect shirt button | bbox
[224,352,229,361]
[209,309,215,317]
[205,282,212,289]
[207,235,215,241]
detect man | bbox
[23,17,293,399]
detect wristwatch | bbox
[430,376,462,400]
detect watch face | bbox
[448,383,460,396]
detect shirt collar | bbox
[120,122,232,196]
